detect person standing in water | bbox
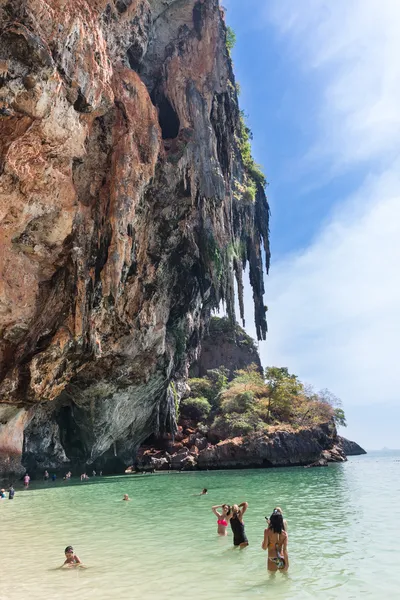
[230,502,249,548]
[211,504,231,536]
[265,507,288,532]
[8,485,15,500]
[262,511,289,572]
[23,473,30,488]
[43,470,49,481]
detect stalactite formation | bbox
[0,0,270,476]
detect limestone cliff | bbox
[0,0,270,477]
[190,316,262,378]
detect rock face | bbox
[136,423,347,471]
[0,1,270,478]
[338,437,367,456]
[197,424,345,469]
[190,316,262,378]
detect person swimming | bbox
[230,502,249,548]
[60,546,85,569]
[262,511,289,571]
[122,494,131,501]
[211,504,231,536]
[193,488,208,496]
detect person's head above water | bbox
[222,504,231,515]
[65,546,74,556]
[123,494,130,500]
[201,488,207,494]
[269,512,284,533]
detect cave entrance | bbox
[151,89,180,140]
[56,405,86,464]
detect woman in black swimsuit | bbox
[230,502,249,548]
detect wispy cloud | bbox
[266,0,400,169]
[238,0,400,447]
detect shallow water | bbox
[1,452,399,600]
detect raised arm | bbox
[239,501,248,517]
[261,528,269,551]
[211,505,222,518]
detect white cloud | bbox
[262,167,400,407]
[237,0,400,448]
[266,0,400,168]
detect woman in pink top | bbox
[211,504,231,536]
[23,474,30,488]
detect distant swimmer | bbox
[60,546,86,569]
[193,488,208,496]
[23,474,30,488]
[230,503,249,548]
[92,470,96,477]
[122,494,131,501]
[0,489,5,499]
[211,504,231,536]
[262,510,289,572]
[8,486,15,500]
[80,473,89,481]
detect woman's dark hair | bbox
[65,546,74,553]
[269,512,284,534]
[202,488,207,493]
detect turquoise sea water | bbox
[1,452,399,600]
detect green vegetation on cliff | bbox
[183,363,346,441]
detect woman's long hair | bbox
[269,512,284,534]
[222,504,231,516]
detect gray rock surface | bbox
[338,436,367,456]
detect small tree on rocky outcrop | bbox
[184,356,345,441]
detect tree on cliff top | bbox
[184,363,345,440]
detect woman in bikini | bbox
[211,504,231,536]
[229,502,249,548]
[262,510,289,572]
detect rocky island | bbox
[136,317,364,472]
[0,0,364,481]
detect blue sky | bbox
[224,0,400,450]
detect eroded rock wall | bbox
[0,0,270,476]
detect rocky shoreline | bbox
[134,422,353,472]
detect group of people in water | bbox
[212,503,289,571]
[0,486,14,500]
[3,472,289,573]
[58,498,288,572]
